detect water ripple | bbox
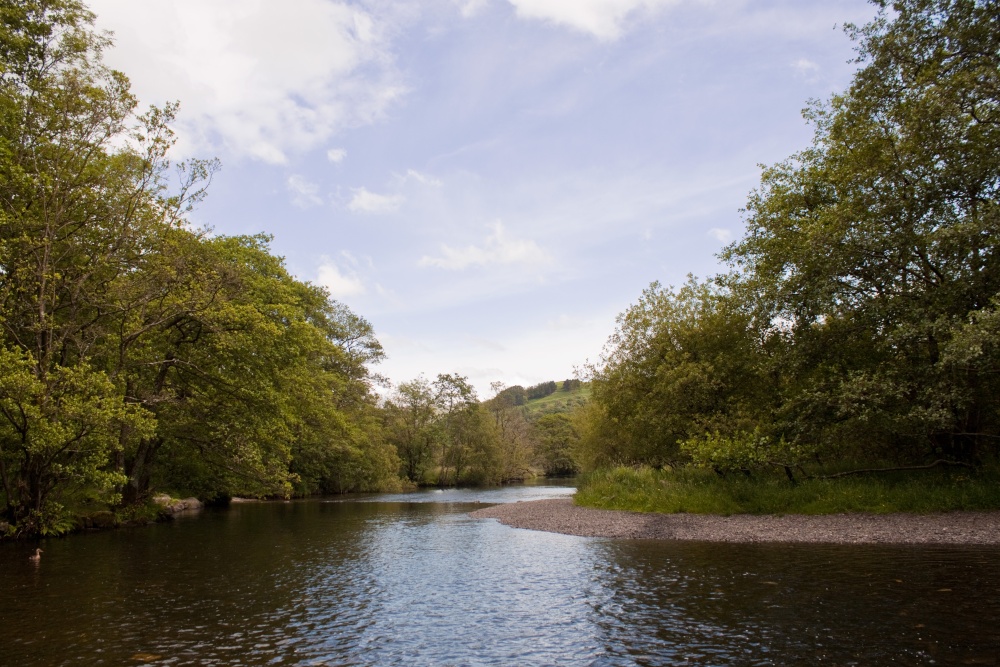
[2,485,999,665]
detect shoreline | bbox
[469,498,1000,545]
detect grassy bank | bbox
[575,465,1000,515]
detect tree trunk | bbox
[122,437,163,506]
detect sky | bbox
[87,0,878,397]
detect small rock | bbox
[153,494,203,514]
[180,497,203,511]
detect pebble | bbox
[470,498,1000,544]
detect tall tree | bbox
[432,373,480,486]
[486,382,535,482]
[533,412,580,476]
[585,277,768,467]
[0,0,183,532]
[384,377,438,484]
[724,0,1000,462]
[582,1,1000,474]
[0,2,398,534]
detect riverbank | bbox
[573,465,1000,516]
[470,498,1000,544]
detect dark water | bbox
[2,483,999,666]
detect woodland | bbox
[578,0,1000,483]
[0,1,577,538]
[2,0,998,537]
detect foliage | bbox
[560,379,582,392]
[533,413,580,476]
[382,376,545,486]
[484,381,535,483]
[0,1,398,536]
[525,381,558,400]
[583,0,1000,480]
[584,277,770,468]
[0,347,153,534]
[494,384,526,406]
[576,464,1000,515]
[680,430,809,481]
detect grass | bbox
[523,382,591,418]
[575,464,1000,515]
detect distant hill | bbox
[523,381,590,418]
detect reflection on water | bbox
[359,480,576,505]
[1,483,998,666]
[593,540,1000,666]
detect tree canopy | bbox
[0,0,398,537]
[584,0,1000,476]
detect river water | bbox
[2,482,998,666]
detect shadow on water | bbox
[1,483,998,665]
[590,539,1000,666]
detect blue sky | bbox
[88,0,877,396]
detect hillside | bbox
[523,381,590,418]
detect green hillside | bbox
[523,381,590,418]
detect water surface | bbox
[2,483,998,665]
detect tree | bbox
[0,0,183,531]
[485,382,536,482]
[581,1,1000,475]
[724,0,1000,463]
[533,412,580,476]
[384,375,525,486]
[561,379,582,392]
[384,377,438,483]
[124,234,396,500]
[0,347,152,535]
[432,373,481,486]
[495,384,526,406]
[526,381,557,400]
[0,2,398,534]
[585,277,769,467]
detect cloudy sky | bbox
[88,0,877,396]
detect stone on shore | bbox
[470,498,1000,545]
[153,494,204,514]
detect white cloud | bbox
[792,58,820,77]
[317,259,366,299]
[287,174,323,208]
[89,0,406,163]
[457,0,491,18]
[506,0,680,40]
[348,187,404,214]
[708,227,733,242]
[327,147,348,163]
[399,169,443,187]
[419,221,549,270]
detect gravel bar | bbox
[469,498,1000,544]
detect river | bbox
[2,482,998,666]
